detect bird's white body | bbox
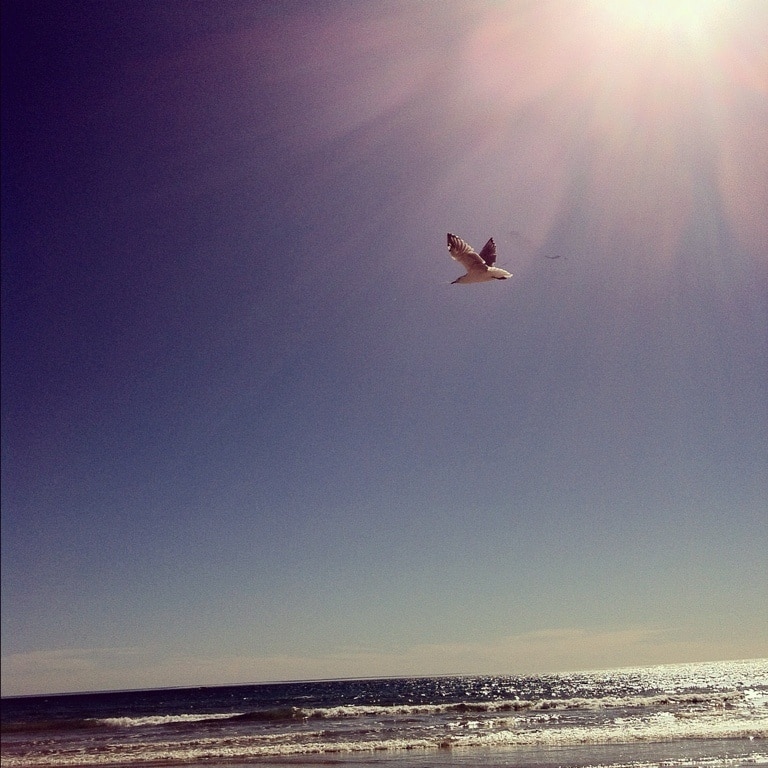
[446,233,512,284]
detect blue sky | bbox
[2,0,766,696]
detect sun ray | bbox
[446,0,766,271]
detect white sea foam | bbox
[3,706,766,766]
[87,687,758,727]
[98,712,238,728]
[448,711,768,749]
[296,689,752,720]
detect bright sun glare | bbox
[454,0,766,264]
[595,0,724,40]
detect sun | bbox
[592,0,725,41]
[448,0,765,262]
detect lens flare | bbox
[594,0,724,39]
[450,0,766,270]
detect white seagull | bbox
[446,233,513,284]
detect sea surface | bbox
[1,659,766,768]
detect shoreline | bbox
[7,738,766,768]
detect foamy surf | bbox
[2,659,766,767]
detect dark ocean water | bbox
[1,659,766,767]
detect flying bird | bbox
[446,233,512,284]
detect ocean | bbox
[1,659,766,767]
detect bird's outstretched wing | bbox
[447,233,486,272]
[478,238,496,266]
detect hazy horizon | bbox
[4,656,767,700]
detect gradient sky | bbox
[2,0,766,697]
